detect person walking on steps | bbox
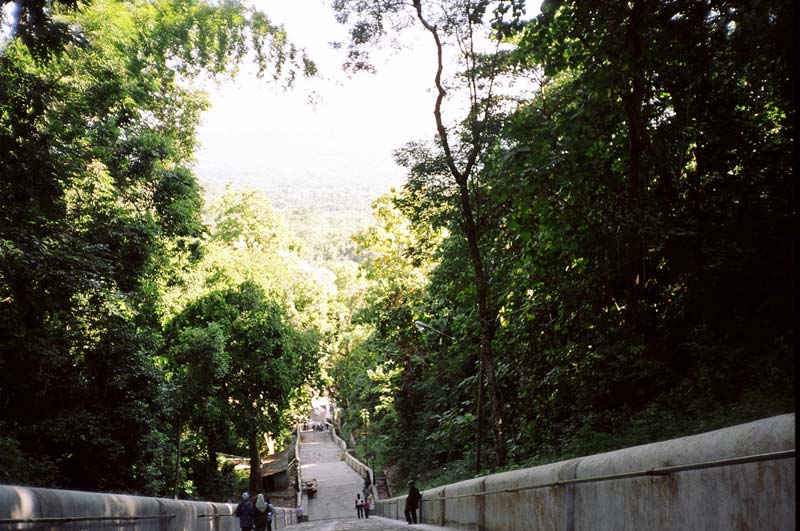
[265,497,275,531]
[235,492,254,531]
[355,493,364,519]
[405,480,421,524]
[363,494,371,518]
[254,493,268,531]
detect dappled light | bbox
[0,2,793,519]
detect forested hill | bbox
[198,169,396,215]
[196,169,402,264]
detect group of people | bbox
[234,492,275,531]
[236,480,422,527]
[353,492,374,519]
[354,479,421,524]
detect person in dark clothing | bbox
[254,493,268,531]
[405,480,421,524]
[235,492,255,530]
[265,497,275,531]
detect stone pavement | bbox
[300,430,365,521]
[294,407,460,531]
[283,516,457,531]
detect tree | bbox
[0,0,315,492]
[475,0,795,456]
[161,189,325,498]
[166,281,302,495]
[332,0,794,486]
[333,0,517,468]
[329,191,440,480]
[0,0,85,57]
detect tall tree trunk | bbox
[249,427,261,494]
[474,358,484,473]
[622,0,647,332]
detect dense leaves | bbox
[0,0,793,498]
[0,0,321,495]
[160,189,326,497]
[330,0,794,490]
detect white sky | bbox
[194,0,437,194]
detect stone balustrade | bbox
[376,414,795,531]
[0,486,299,530]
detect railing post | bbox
[477,478,487,531]
[440,487,446,527]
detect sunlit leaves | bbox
[0,0,318,492]
[331,0,794,487]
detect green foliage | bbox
[0,0,85,58]
[482,0,795,465]
[0,0,320,495]
[1,0,793,499]
[0,9,198,487]
[159,189,326,498]
[209,189,287,250]
[330,0,795,492]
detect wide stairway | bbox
[300,430,366,521]
[3,414,792,530]
[290,518,434,530]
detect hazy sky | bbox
[194,0,437,195]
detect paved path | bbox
[296,412,458,531]
[285,516,453,531]
[300,430,364,521]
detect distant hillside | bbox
[195,168,404,264]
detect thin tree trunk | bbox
[475,359,483,473]
[412,0,507,467]
[173,422,182,499]
[456,180,507,467]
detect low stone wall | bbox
[327,422,379,501]
[376,414,795,530]
[0,486,299,530]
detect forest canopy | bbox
[0,0,794,497]
[0,0,321,496]
[328,0,795,487]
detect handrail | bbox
[326,420,380,501]
[418,449,796,502]
[0,514,175,524]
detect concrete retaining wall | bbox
[0,486,299,530]
[376,414,795,530]
[327,422,379,501]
